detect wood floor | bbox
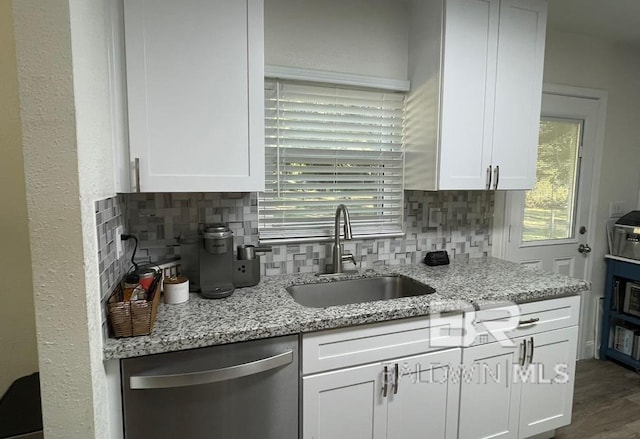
[555,359,640,439]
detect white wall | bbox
[0,0,39,397]
[543,30,640,353]
[264,0,409,80]
[12,0,117,436]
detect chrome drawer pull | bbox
[527,337,535,363]
[393,363,399,395]
[519,340,527,366]
[382,366,389,397]
[129,350,293,390]
[486,165,492,190]
[134,157,141,193]
[518,317,540,327]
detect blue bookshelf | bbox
[600,256,640,370]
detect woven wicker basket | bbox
[108,277,161,338]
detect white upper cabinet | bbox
[406,0,547,191]
[122,0,264,192]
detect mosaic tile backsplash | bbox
[95,196,131,337]
[123,190,494,275]
[96,196,129,302]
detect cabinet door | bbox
[490,0,547,190]
[124,0,264,192]
[518,326,578,438]
[386,348,461,439]
[458,341,521,439]
[302,363,387,439]
[439,0,499,190]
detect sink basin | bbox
[286,276,436,308]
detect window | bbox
[522,117,582,242]
[259,79,406,241]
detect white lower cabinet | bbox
[458,326,578,439]
[458,338,521,439]
[302,362,386,439]
[302,348,461,439]
[301,297,580,439]
[517,327,578,438]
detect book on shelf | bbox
[633,331,640,361]
[614,325,634,356]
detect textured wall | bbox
[68,0,121,434]
[0,0,39,396]
[13,0,116,437]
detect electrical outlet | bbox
[609,202,626,218]
[428,208,442,228]
[115,226,124,259]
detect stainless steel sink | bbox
[286,276,436,308]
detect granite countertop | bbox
[103,257,589,360]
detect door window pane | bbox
[522,118,582,242]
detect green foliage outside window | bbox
[522,119,580,241]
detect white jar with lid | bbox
[163,276,189,304]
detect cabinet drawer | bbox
[302,314,462,375]
[471,295,581,345]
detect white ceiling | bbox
[548,0,640,46]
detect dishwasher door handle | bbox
[129,350,294,390]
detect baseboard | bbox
[524,431,555,439]
[582,340,596,360]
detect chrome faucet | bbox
[330,204,357,274]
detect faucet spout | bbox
[331,204,355,274]
[335,204,352,242]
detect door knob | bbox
[578,244,592,254]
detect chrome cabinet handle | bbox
[527,337,534,364]
[486,165,492,190]
[134,157,141,193]
[493,165,500,190]
[382,366,389,397]
[129,350,293,390]
[578,244,592,254]
[518,317,540,327]
[393,363,399,395]
[519,340,527,366]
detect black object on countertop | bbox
[424,250,450,266]
[0,372,43,438]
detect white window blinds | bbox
[259,79,405,241]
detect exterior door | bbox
[505,93,600,277]
[504,91,603,359]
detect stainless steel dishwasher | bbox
[121,335,299,438]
